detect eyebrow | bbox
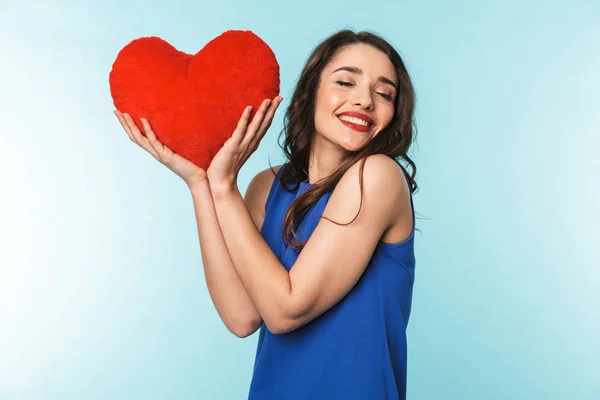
[332,66,397,91]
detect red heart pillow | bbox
[109,30,280,170]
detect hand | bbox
[114,110,207,187]
[207,96,283,195]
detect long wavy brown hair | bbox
[269,29,418,250]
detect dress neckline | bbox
[299,179,315,188]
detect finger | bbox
[241,99,271,147]
[257,96,282,137]
[140,118,163,160]
[114,110,135,142]
[247,96,282,149]
[122,113,143,141]
[230,106,253,144]
[123,113,160,159]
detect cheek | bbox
[315,92,343,125]
[328,92,347,111]
[317,87,346,113]
[379,108,395,128]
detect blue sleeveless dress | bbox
[248,163,416,400]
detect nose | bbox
[352,88,374,111]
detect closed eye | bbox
[336,81,393,101]
[377,92,393,101]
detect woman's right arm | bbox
[188,166,280,338]
[113,110,277,338]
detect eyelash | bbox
[335,81,393,101]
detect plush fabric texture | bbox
[109,30,280,169]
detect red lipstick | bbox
[336,111,374,133]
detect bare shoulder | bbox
[356,154,412,244]
[336,154,406,197]
[349,154,404,181]
[244,164,284,231]
[325,154,411,243]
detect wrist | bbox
[210,182,239,200]
[187,177,210,192]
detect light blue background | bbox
[1,0,598,399]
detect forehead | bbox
[326,43,397,82]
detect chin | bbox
[340,137,370,152]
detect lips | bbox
[337,111,374,125]
[336,111,374,133]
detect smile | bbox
[337,115,373,133]
[338,115,371,127]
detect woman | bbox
[115,29,417,400]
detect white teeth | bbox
[339,115,371,127]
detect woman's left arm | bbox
[207,100,408,334]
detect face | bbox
[313,43,397,152]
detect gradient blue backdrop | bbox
[1,0,598,399]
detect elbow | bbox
[229,318,262,339]
[266,295,313,335]
[265,305,305,335]
[265,318,294,335]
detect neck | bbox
[306,134,348,184]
